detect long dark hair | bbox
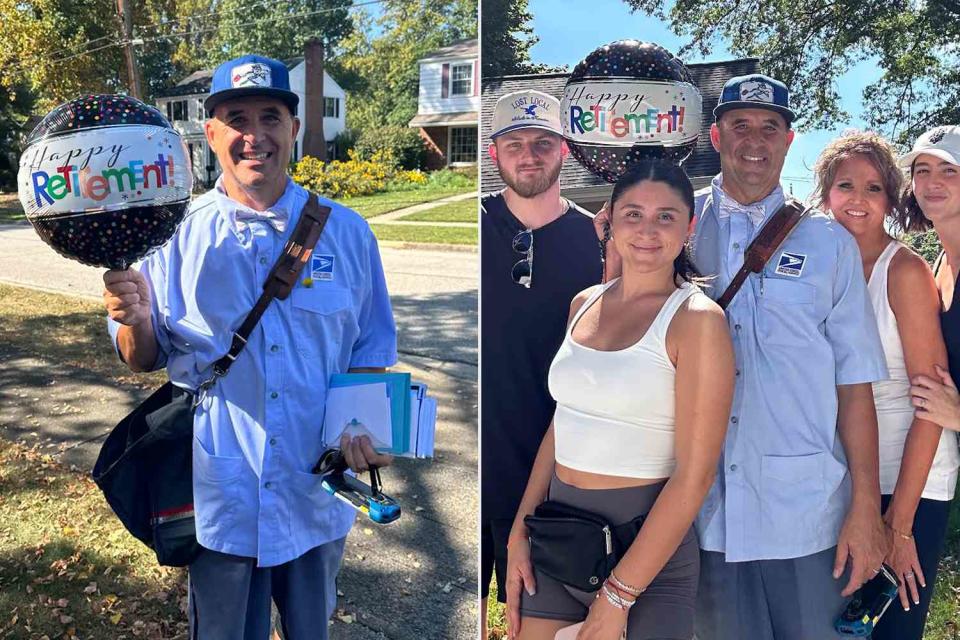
[895,164,934,233]
[607,159,701,283]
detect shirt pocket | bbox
[290,286,355,355]
[192,436,243,529]
[758,278,817,347]
[760,452,846,544]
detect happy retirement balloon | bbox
[561,40,702,183]
[18,94,192,269]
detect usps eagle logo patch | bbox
[231,63,271,88]
[311,254,335,281]
[740,80,774,103]
[775,252,806,277]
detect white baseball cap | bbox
[898,125,960,169]
[490,90,562,139]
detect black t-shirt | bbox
[480,191,602,522]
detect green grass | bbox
[0,194,25,223]
[927,500,960,639]
[0,285,164,389]
[370,223,477,246]
[341,187,474,219]
[400,198,477,223]
[487,581,507,639]
[0,441,187,639]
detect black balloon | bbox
[18,94,192,270]
[561,40,702,182]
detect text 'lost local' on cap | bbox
[490,90,563,139]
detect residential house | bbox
[481,58,760,211]
[156,47,347,188]
[409,38,479,169]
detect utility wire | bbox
[13,0,383,67]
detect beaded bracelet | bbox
[609,571,646,597]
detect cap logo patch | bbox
[740,81,774,103]
[928,127,948,144]
[523,104,539,116]
[231,63,271,88]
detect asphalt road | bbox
[0,223,479,639]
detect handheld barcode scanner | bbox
[312,449,402,525]
[834,564,900,636]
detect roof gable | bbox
[481,58,759,194]
[419,38,478,63]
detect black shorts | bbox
[480,518,512,601]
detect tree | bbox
[481,0,563,78]
[335,0,477,136]
[207,0,353,67]
[622,0,960,144]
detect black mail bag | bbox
[92,382,199,566]
[524,500,645,593]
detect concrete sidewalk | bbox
[0,226,479,639]
[366,192,475,225]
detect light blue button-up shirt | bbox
[692,175,887,562]
[108,178,398,567]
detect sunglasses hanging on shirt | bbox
[512,228,533,288]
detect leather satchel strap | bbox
[211,193,331,377]
[715,197,810,309]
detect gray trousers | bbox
[694,546,850,640]
[188,538,347,640]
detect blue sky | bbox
[527,0,881,201]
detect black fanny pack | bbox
[524,500,645,592]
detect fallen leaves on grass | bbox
[0,440,188,638]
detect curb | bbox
[377,240,477,253]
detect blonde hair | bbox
[811,130,903,222]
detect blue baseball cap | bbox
[713,74,795,125]
[205,54,299,116]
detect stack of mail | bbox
[322,372,437,458]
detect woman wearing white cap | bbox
[904,127,960,438]
[812,130,958,639]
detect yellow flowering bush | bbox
[291,150,428,198]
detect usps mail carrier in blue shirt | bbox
[691,175,887,562]
[108,177,397,567]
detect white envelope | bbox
[323,383,393,449]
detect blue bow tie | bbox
[718,199,765,228]
[234,207,288,233]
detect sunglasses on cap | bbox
[512,229,533,288]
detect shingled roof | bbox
[481,58,759,201]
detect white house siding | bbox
[156,64,347,186]
[416,58,479,115]
[287,65,347,153]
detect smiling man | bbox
[480,90,601,637]
[102,54,397,639]
[690,74,890,640]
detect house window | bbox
[324,97,339,118]
[448,126,477,164]
[167,100,188,122]
[450,63,473,97]
[198,98,205,117]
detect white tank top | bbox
[869,240,959,499]
[549,279,701,478]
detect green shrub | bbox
[427,168,477,189]
[332,129,357,162]
[291,151,429,199]
[354,126,426,170]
